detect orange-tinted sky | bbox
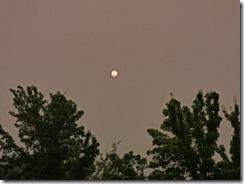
[0,0,240,155]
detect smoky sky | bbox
[0,0,240,155]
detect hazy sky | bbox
[0,0,240,156]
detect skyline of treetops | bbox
[0,85,240,180]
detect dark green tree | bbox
[0,123,28,179]
[147,91,240,180]
[0,85,100,180]
[215,97,240,179]
[90,141,147,180]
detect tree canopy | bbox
[90,141,147,180]
[0,85,100,179]
[0,86,240,180]
[147,90,240,180]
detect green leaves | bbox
[0,86,240,180]
[90,142,147,180]
[147,90,240,180]
[222,97,240,177]
[1,85,100,180]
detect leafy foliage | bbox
[0,87,240,180]
[215,97,240,179]
[0,85,100,179]
[147,90,240,180]
[90,141,147,180]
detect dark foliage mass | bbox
[147,91,240,180]
[0,86,99,179]
[0,86,240,180]
[90,141,147,180]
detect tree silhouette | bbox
[147,90,240,180]
[0,85,100,179]
[0,87,240,180]
[215,97,240,179]
[90,141,147,180]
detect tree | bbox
[0,87,240,180]
[0,85,100,179]
[215,97,240,179]
[147,90,240,180]
[90,141,147,180]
